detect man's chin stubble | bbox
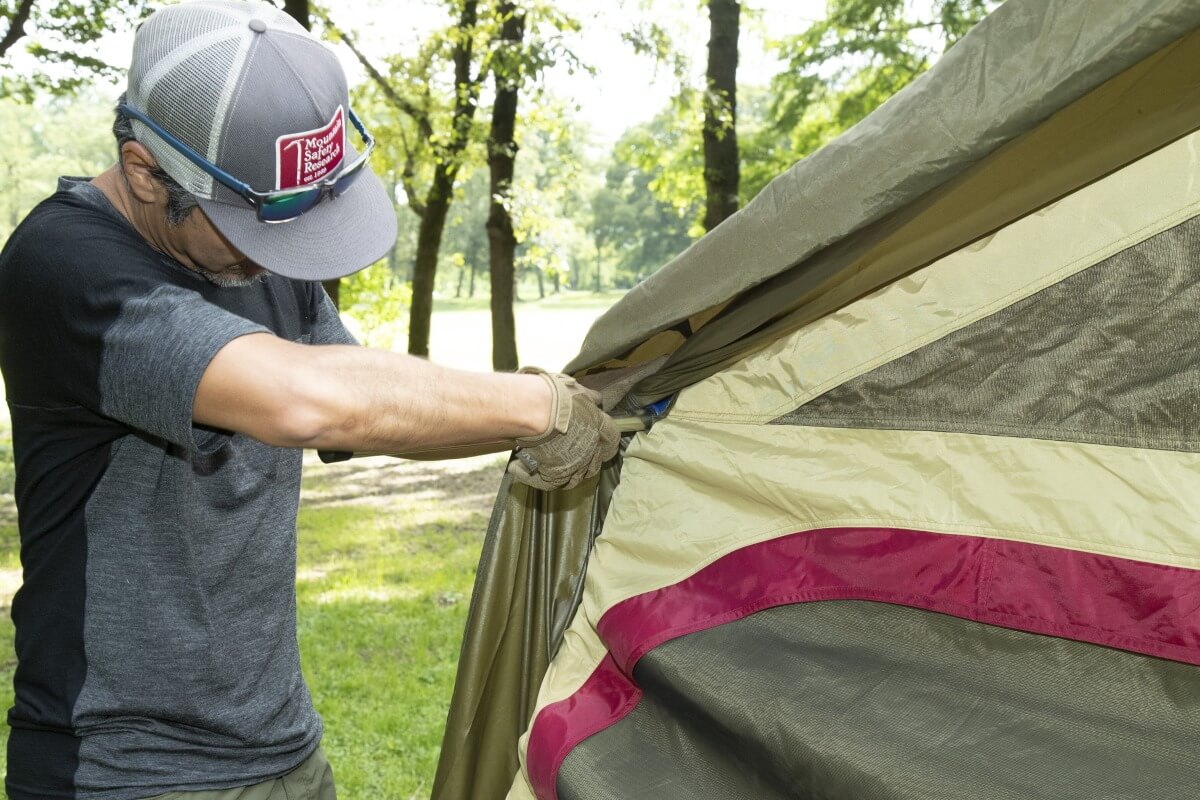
[199,263,267,288]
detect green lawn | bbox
[297,454,507,797]
[0,294,618,793]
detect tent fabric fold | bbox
[430,465,625,800]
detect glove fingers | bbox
[508,377,623,492]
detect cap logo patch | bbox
[275,106,345,190]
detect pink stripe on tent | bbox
[524,527,1200,800]
[527,654,642,800]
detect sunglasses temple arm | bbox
[119,104,257,200]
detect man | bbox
[0,2,618,798]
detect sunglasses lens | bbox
[259,189,322,222]
[332,160,368,197]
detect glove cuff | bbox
[515,367,573,447]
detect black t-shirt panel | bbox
[0,178,352,799]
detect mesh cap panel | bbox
[138,39,242,195]
[126,2,308,199]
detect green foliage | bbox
[0,0,153,99]
[613,91,706,237]
[743,0,999,196]
[509,98,598,294]
[0,91,115,239]
[592,113,697,287]
[340,258,412,350]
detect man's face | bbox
[170,207,268,288]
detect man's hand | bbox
[506,368,621,491]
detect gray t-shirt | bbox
[0,178,355,799]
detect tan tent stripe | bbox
[674,127,1200,424]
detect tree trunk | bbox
[468,258,477,298]
[703,0,740,233]
[0,0,35,59]
[486,2,525,372]
[406,0,481,358]
[283,0,310,30]
[281,0,346,308]
[535,268,544,299]
[409,175,455,357]
[552,271,561,294]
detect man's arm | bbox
[194,333,554,452]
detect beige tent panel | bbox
[676,124,1200,422]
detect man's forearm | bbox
[296,345,553,452]
[195,333,554,451]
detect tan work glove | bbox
[507,367,621,491]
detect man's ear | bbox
[119,141,167,206]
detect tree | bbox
[325,1,485,359]
[0,0,150,99]
[0,92,113,240]
[279,0,348,308]
[702,0,739,232]
[281,0,309,31]
[744,0,998,197]
[509,100,596,297]
[591,119,696,289]
[486,0,524,371]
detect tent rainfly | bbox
[432,1,1200,797]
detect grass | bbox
[297,455,506,797]
[0,295,618,792]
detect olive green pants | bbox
[144,747,336,800]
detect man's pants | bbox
[143,747,336,800]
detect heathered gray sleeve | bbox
[98,284,269,453]
[311,287,357,345]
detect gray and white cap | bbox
[127,0,396,280]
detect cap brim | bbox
[196,166,397,282]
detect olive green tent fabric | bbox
[558,601,1200,800]
[430,464,623,800]
[777,214,1200,451]
[566,0,1200,377]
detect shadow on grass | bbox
[301,454,507,511]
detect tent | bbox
[431,1,1200,797]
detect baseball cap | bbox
[126,0,397,281]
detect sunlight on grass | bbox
[296,456,506,797]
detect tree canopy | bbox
[0,0,1001,352]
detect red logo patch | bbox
[275,106,345,190]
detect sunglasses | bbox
[118,103,375,223]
